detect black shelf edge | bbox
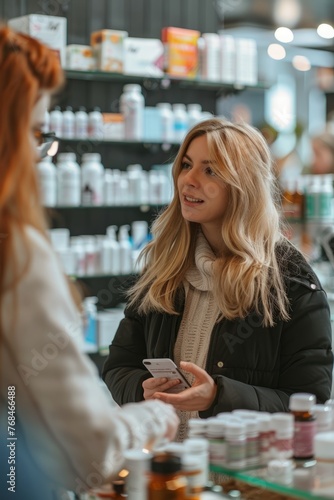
[64,69,268,91]
[58,137,180,147]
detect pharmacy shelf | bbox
[50,204,165,211]
[70,273,136,280]
[64,69,268,92]
[59,137,180,148]
[210,461,333,500]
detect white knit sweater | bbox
[174,231,220,441]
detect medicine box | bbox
[161,26,200,78]
[143,107,162,142]
[102,113,124,140]
[124,38,164,77]
[90,29,128,72]
[8,14,67,66]
[65,45,96,71]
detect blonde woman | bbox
[103,118,333,440]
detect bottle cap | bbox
[271,413,294,438]
[241,418,259,434]
[314,432,334,460]
[255,413,272,432]
[151,453,182,474]
[123,83,141,92]
[157,102,172,109]
[224,421,247,438]
[188,418,208,430]
[205,418,226,438]
[159,442,184,456]
[183,437,209,452]
[57,152,76,162]
[82,153,101,162]
[232,409,257,418]
[172,103,186,111]
[187,103,202,112]
[312,404,333,428]
[267,459,293,485]
[289,393,316,412]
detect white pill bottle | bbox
[120,84,144,141]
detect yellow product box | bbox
[102,113,124,140]
[162,26,200,78]
[90,29,128,72]
[65,45,96,71]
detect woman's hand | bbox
[142,376,183,400]
[151,361,217,411]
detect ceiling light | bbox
[273,0,301,28]
[317,24,334,39]
[292,55,311,71]
[275,27,294,43]
[267,44,286,60]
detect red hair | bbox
[0,26,64,311]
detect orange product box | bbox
[90,29,128,72]
[161,27,200,78]
[102,113,124,140]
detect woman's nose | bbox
[184,169,199,187]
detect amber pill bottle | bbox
[289,393,316,460]
[148,453,187,500]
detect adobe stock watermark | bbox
[75,450,124,495]
[222,312,263,354]
[214,0,244,17]
[17,320,82,385]
[74,412,162,495]
[222,275,307,354]
[36,0,70,16]
[97,275,134,307]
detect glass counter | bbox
[210,460,334,499]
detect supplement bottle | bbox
[172,103,188,143]
[270,413,294,459]
[206,418,226,466]
[312,404,333,433]
[187,104,202,130]
[120,84,144,141]
[148,453,187,500]
[57,152,81,206]
[75,106,89,139]
[224,421,247,469]
[314,431,334,488]
[62,106,75,139]
[183,438,209,486]
[88,106,104,140]
[124,449,152,500]
[201,33,220,81]
[81,153,104,206]
[157,102,174,143]
[36,156,57,207]
[49,106,63,137]
[289,393,316,459]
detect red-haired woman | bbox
[0,26,178,500]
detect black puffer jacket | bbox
[103,244,333,415]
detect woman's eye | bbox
[181,161,191,169]
[205,167,215,176]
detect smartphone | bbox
[142,358,191,394]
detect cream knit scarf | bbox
[174,231,220,441]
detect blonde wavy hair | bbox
[129,118,290,327]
